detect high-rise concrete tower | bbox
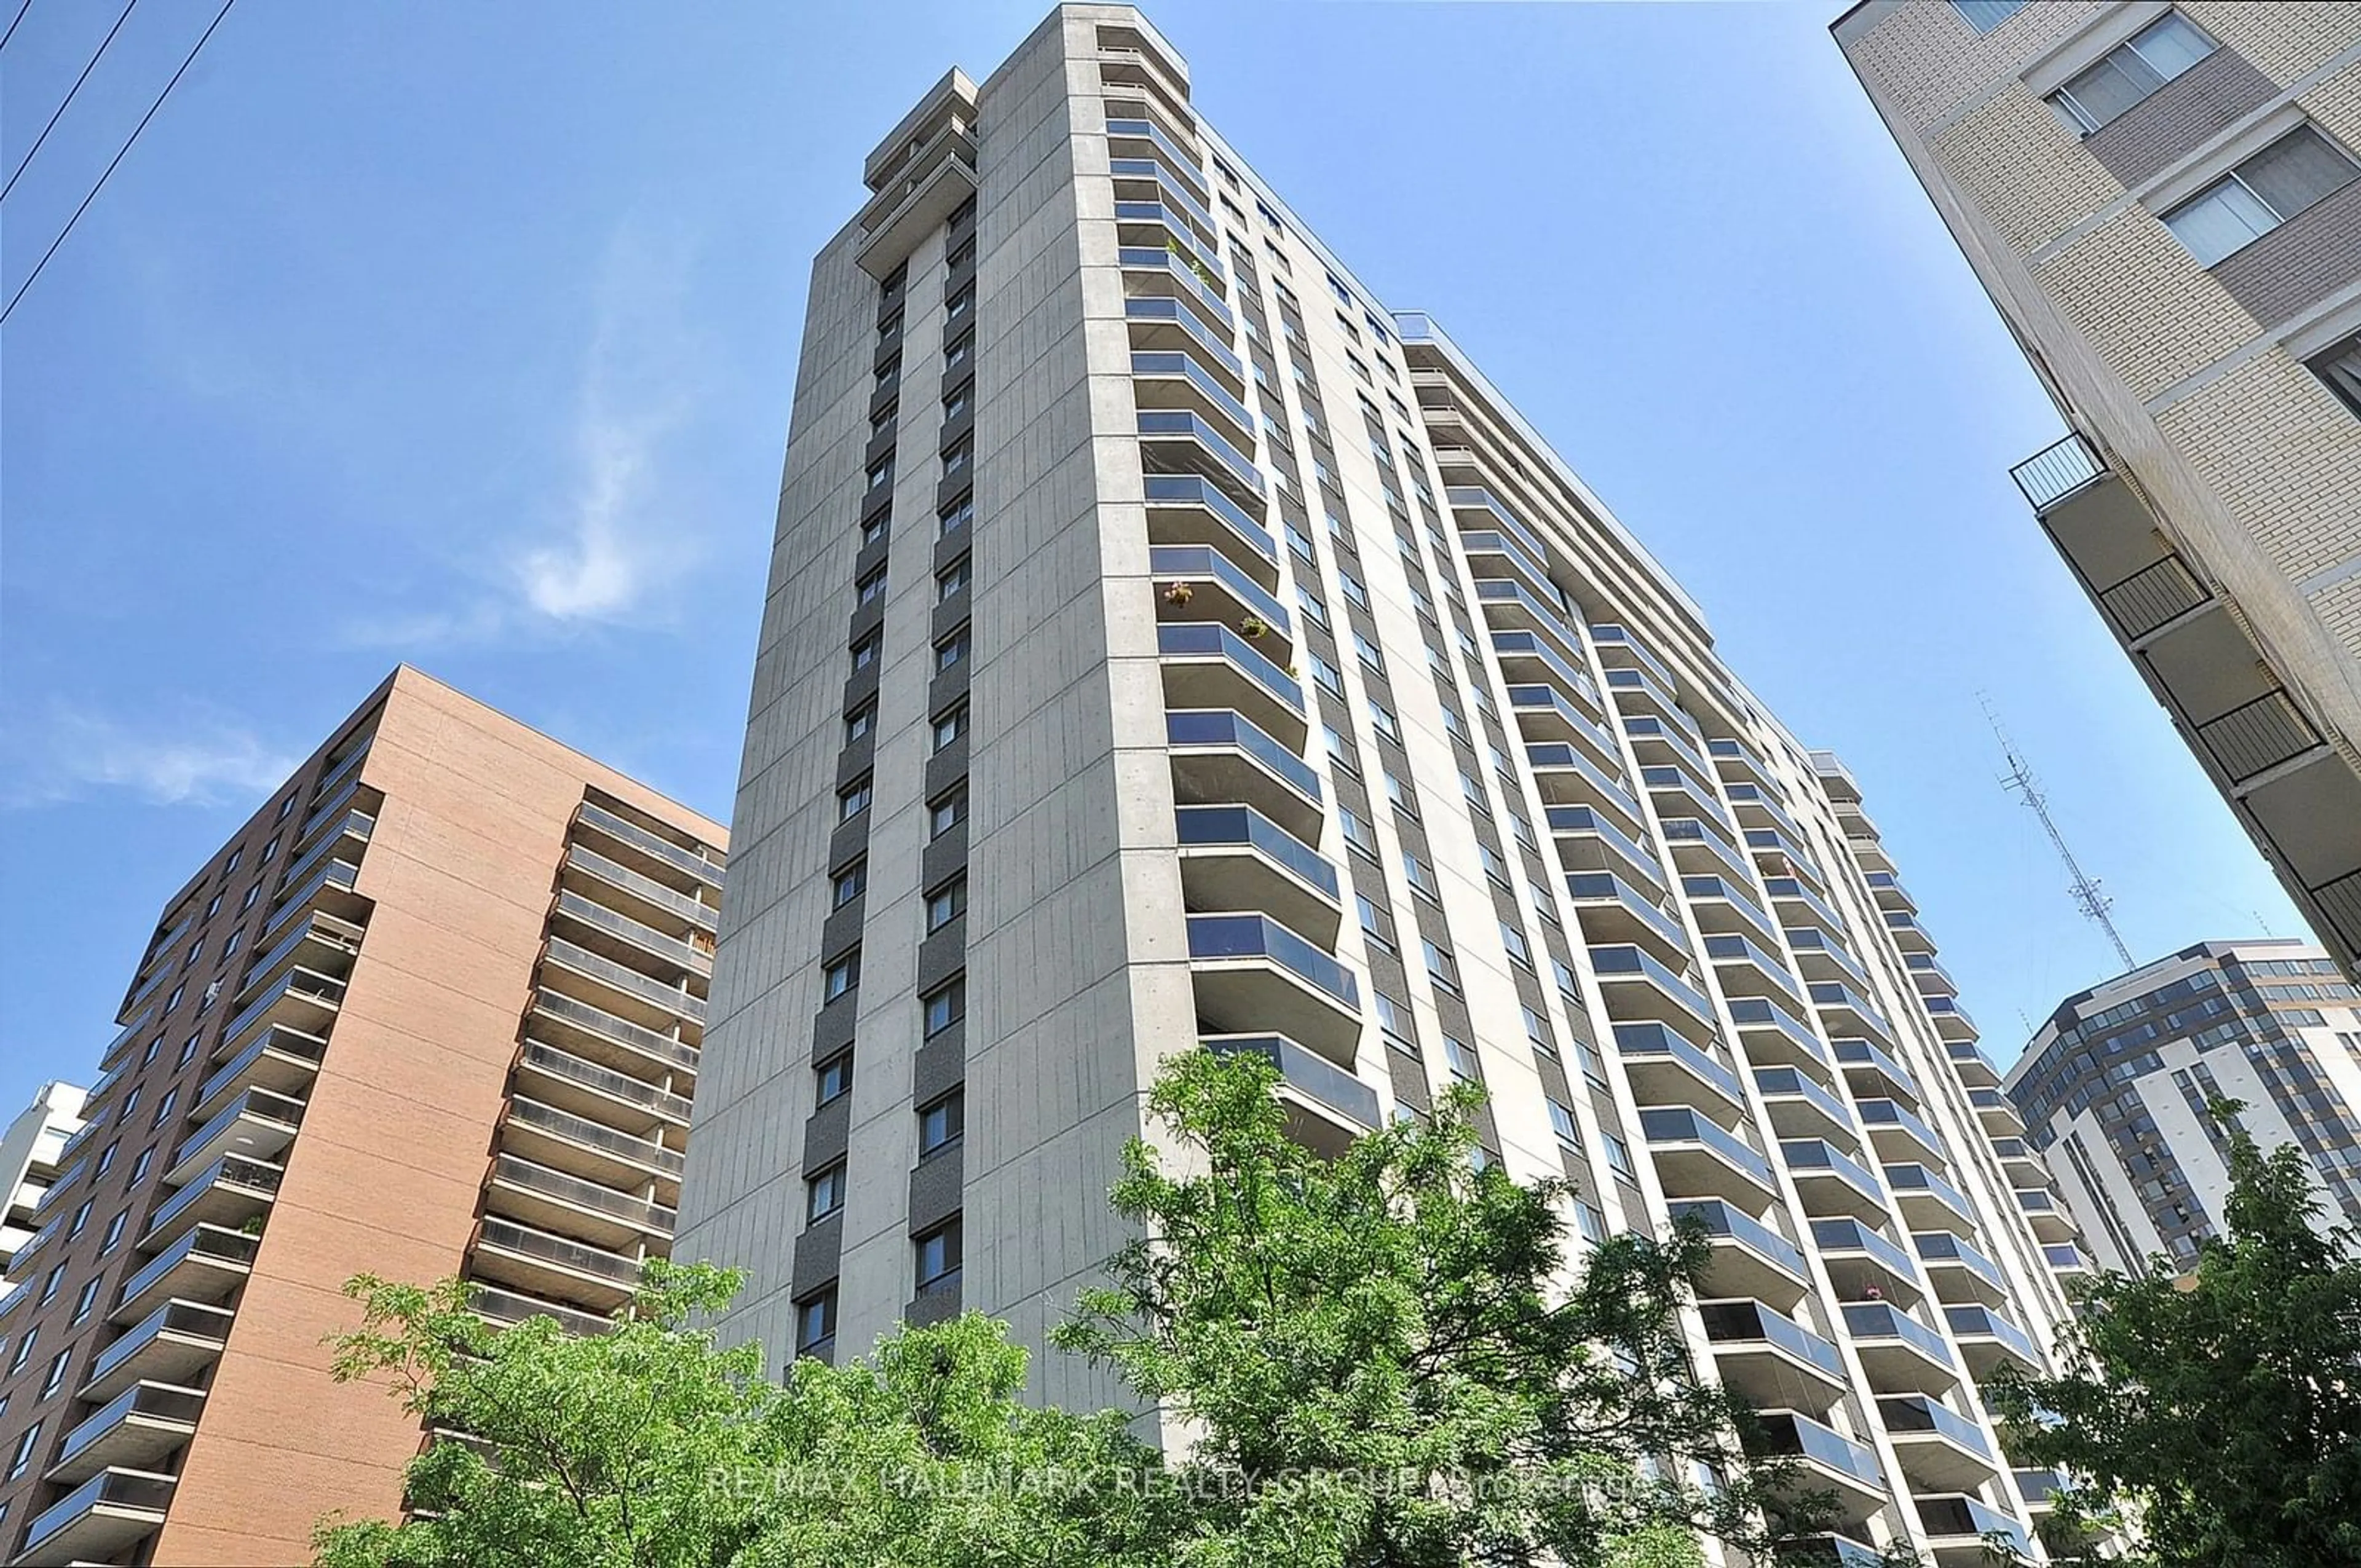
[679,7,2081,1558]
[1833,0,2361,980]
[0,669,725,1567]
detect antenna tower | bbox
[1983,698,2135,970]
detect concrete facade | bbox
[677,6,2086,1558]
[0,668,726,1567]
[2007,937,2361,1275]
[1835,0,2361,980]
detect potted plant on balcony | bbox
[1162,582,1194,606]
[1238,615,1270,639]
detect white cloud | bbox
[4,706,299,810]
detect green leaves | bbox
[1987,1116,2361,1568]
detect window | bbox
[1522,1006,1557,1057]
[1403,853,1439,899]
[261,834,280,864]
[95,1142,116,1176]
[1575,1201,1608,1244]
[866,455,895,491]
[856,566,889,606]
[38,1349,70,1400]
[936,556,971,602]
[1478,841,1510,886]
[838,780,873,822]
[823,951,861,1001]
[935,628,971,671]
[205,892,223,920]
[1425,940,1461,997]
[831,861,866,908]
[796,1288,837,1355]
[69,1277,101,1325]
[2051,13,2214,133]
[2310,333,2361,418]
[2162,126,2359,266]
[916,1217,963,1287]
[1374,991,1413,1044]
[930,787,968,838]
[1308,652,1344,697]
[942,441,971,478]
[1339,807,1377,855]
[6,1423,39,1482]
[1603,1134,1637,1181]
[1547,1100,1583,1149]
[807,1163,847,1222]
[1500,922,1533,969]
[845,703,877,744]
[1575,1038,1611,1089]
[277,792,298,820]
[7,1328,34,1375]
[1383,771,1417,819]
[919,1091,965,1155]
[224,846,243,874]
[1368,702,1400,743]
[927,878,968,932]
[923,976,966,1036]
[36,1266,62,1306]
[164,984,183,1012]
[1357,894,1393,951]
[129,1146,154,1184]
[216,928,238,961]
[939,497,973,537]
[1950,0,2026,31]
[151,1088,177,1128]
[943,386,970,423]
[1295,586,1328,628]
[1441,1034,1478,1082]
[242,883,261,912]
[1339,571,1368,609]
[944,334,973,376]
[65,1201,92,1240]
[98,1207,129,1254]
[1323,723,1356,773]
[947,287,974,323]
[815,1051,853,1106]
[1351,631,1385,671]
[850,632,880,672]
[933,704,968,752]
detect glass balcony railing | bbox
[1763,876,1847,936]
[1699,1299,1846,1379]
[1177,805,1339,898]
[1158,623,1305,715]
[1492,631,1599,705]
[1613,1022,1742,1103]
[491,1154,676,1232]
[1642,1106,1773,1185]
[1461,530,1567,613]
[475,1216,642,1288]
[1703,934,1805,1000]
[1915,1231,2006,1290]
[1107,159,1219,240]
[1857,1098,1945,1157]
[295,774,366,852]
[1149,544,1289,634]
[1782,1138,1886,1202]
[1642,763,1735,829]
[1144,473,1275,560]
[1132,347,1251,430]
[1944,1305,2036,1362]
[84,1299,234,1393]
[1811,1216,1919,1281]
[1547,806,1667,891]
[1835,1038,1918,1097]
[117,1225,258,1312]
[1810,983,1894,1042]
[566,845,719,931]
[1723,780,1809,843]
[1447,486,1553,565]
[1475,580,1585,658]
[472,1282,615,1338]
[1120,254,1234,332]
[1918,1493,2028,1550]
[1620,714,1714,782]
[216,968,344,1060]
[544,938,705,1024]
[1106,117,1210,195]
[275,809,375,901]
[1567,873,1689,954]
[1112,200,1225,283]
[1589,621,1680,690]
[554,891,711,975]
[1681,875,1780,948]
[55,1381,207,1471]
[172,1086,306,1175]
[1754,1066,1851,1128]
[1750,1411,1884,1489]
[261,855,361,940]
[1124,296,1246,382]
[1878,1395,1993,1458]
[143,1154,281,1240]
[1185,913,1359,1007]
[1667,1199,1808,1280]
[1725,996,1830,1066]
[22,1469,176,1557]
[532,989,700,1073]
[1507,687,1620,763]
[1885,1163,1974,1222]
[1529,744,1644,824]
[1591,945,1715,1023]
[1204,1033,1380,1130]
[1784,926,1873,991]
[2043,1242,2094,1272]
[1165,709,1320,803]
[505,1098,683,1177]
[1841,1301,1955,1366]
[235,914,361,1009]
[518,1039,692,1121]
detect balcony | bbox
[1837,1038,1920,1105]
[234,910,362,1010]
[1640,1106,1776,1203]
[1784,926,1873,992]
[1779,1538,1886,1568]
[114,1224,257,1322]
[1704,932,1808,1013]
[215,966,345,1060]
[1988,1136,2047,1184]
[1725,996,1832,1073]
[471,1215,643,1312]
[1449,486,1555,568]
[1144,473,1278,586]
[46,1381,205,1486]
[551,891,713,981]
[259,851,365,941]
[531,988,700,1082]
[486,1153,677,1251]
[1682,875,1782,952]
[1916,1492,2030,1566]
[1746,1411,1888,1518]
[1698,1298,1848,1408]
[1726,781,1811,845]
[1605,665,1698,743]
[1474,579,1586,662]
[167,1085,304,1186]
[1109,158,1219,248]
[1857,1098,1945,1164]
[1924,998,1980,1046]
[1153,543,1291,650]
[1881,909,1936,955]
[139,1154,280,1251]
[1589,621,1680,690]
[1506,684,1622,768]
[1463,529,1568,617]
[1810,982,1894,1047]
[1125,298,1247,396]
[1113,197,1224,280]
[1159,623,1307,749]
[1567,873,1690,963]
[96,1006,154,1076]
[1106,115,1208,199]
[472,1281,615,1338]
[1841,1301,1958,1395]
[1945,1304,2039,1377]
[1659,816,1757,889]
[542,937,703,1036]
[1811,1216,1924,1308]
[1490,629,1599,711]
[1886,1163,1977,1234]
[196,1024,326,1120]
[1177,803,1342,942]
[1204,1033,1379,1157]
[2043,1241,2095,1278]
[1614,1023,1744,1121]
[1877,1395,1998,1492]
[1120,256,1235,347]
[5,1215,60,1282]
[1186,912,1362,1063]
[856,127,976,280]
[1968,1087,2025,1136]
[1547,806,1667,896]
[1753,1066,1855,1144]
[275,805,374,901]
[1667,1199,1810,1307]
[1915,1231,2009,1309]
[561,844,719,937]
[1591,945,1717,1034]
[2014,1468,2064,1513]
[15,1468,175,1567]
[1643,765,1735,837]
[1529,743,1646,832]
[2016,1186,2077,1242]
[515,1039,690,1129]
[1782,1138,1889,1221]
[1761,873,1841,936]
[1621,714,1715,784]
[78,1299,232,1405]
[500,1097,683,1193]
[1166,709,1321,840]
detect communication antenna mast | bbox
[1982,697,2135,970]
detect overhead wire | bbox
[0,0,234,325]
[0,0,35,53]
[2,0,143,205]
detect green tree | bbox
[313,1259,1173,1568]
[1053,1048,1822,1567]
[1988,1114,2361,1568]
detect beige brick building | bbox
[0,669,725,1566]
[678,6,2088,1557]
[1835,0,2361,979]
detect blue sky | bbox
[1,0,2302,1120]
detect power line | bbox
[2,0,143,205]
[0,0,232,326]
[1982,696,2136,971]
[0,0,35,53]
